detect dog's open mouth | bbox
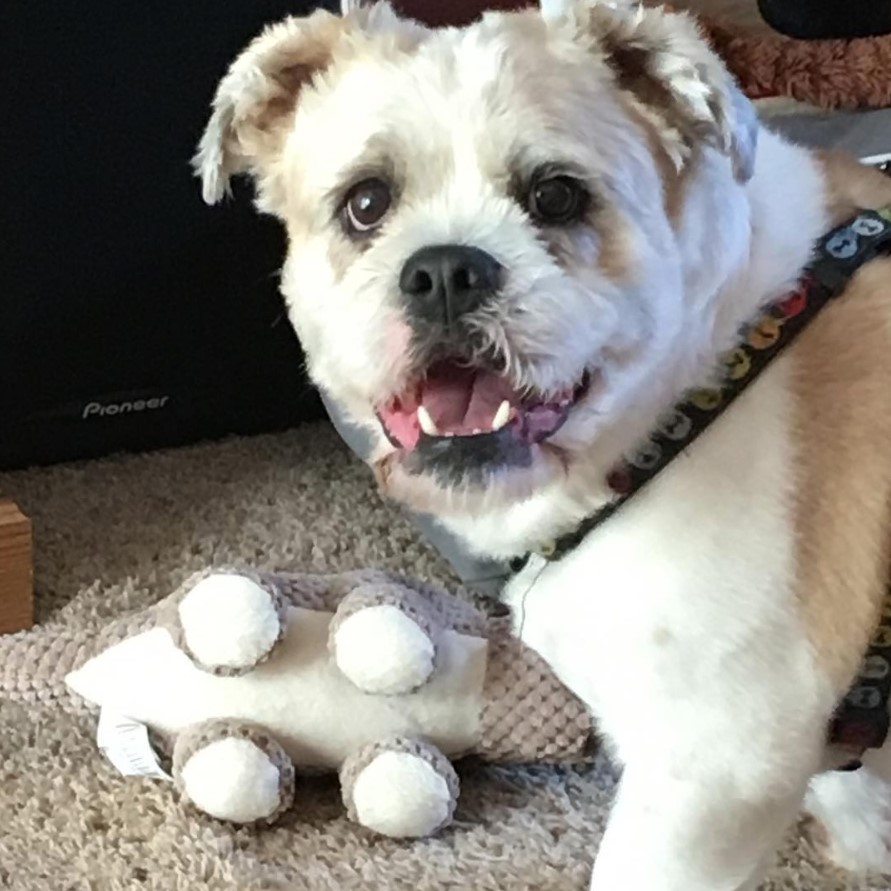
[377,359,591,453]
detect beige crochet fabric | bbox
[478,622,594,763]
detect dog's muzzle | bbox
[400,244,503,332]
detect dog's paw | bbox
[805,766,891,874]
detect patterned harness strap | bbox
[509,204,891,759]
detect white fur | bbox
[805,766,891,873]
[541,0,638,25]
[504,357,832,891]
[439,128,827,559]
[180,737,281,823]
[178,574,280,669]
[453,133,835,891]
[803,735,891,873]
[276,10,686,450]
[333,605,435,694]
[539,0,575,24]
[350,751,452,838]
[194,1,885,885]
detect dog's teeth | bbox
[472,428,482,435]
[417,405,439,437]
[491,400,511,432]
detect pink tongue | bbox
[524,405,565,443]
[421,364,517,433]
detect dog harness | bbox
[509,203,891,762]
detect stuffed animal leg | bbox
[173,719,296,824]
[339,737,459,837]
[166,572,463,834]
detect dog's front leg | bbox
[588,747,817,891]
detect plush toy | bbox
[1,569,594,837]
[699,14,891,111]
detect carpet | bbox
[0,423,886,891]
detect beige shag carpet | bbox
[0,423,887,891]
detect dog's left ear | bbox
[544,1,758,182]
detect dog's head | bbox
[196,0,757,520]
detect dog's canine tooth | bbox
[491,400,511,432]
[417,405,439,437]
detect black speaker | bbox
[0,0,336,471]
[758,0,891,38]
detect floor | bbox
[0,424,886,891]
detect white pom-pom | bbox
[179,574,280,670]
[180,738,281,823]
[333,605,435,694]
[351,752,452,838]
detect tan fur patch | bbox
[594,206,633,282]
[817,150,891,227]
[234,14,347,170]
[324,234,358,284]
[620,94,690,224]
[546,205,632,285]
[790,159,891,691]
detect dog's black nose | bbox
[400,245,502,327]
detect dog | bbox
[195,1,891,887]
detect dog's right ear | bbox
[194,10,345,208]
[542,0,758,183]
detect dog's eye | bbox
[528,176,587,225]
[343,178,392,234]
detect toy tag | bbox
[97,708,172,781]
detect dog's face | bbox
[197,0,757,518]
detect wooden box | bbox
[0,500,33,634]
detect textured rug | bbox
[0,423,886,891]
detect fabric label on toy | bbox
[97,708,172,781]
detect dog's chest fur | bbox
[503,168,891,776]
[505,354,828,778]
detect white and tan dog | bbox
[195,1,891,887]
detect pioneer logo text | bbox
[82,396,170,420]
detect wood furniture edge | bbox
[0,499,34,634]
